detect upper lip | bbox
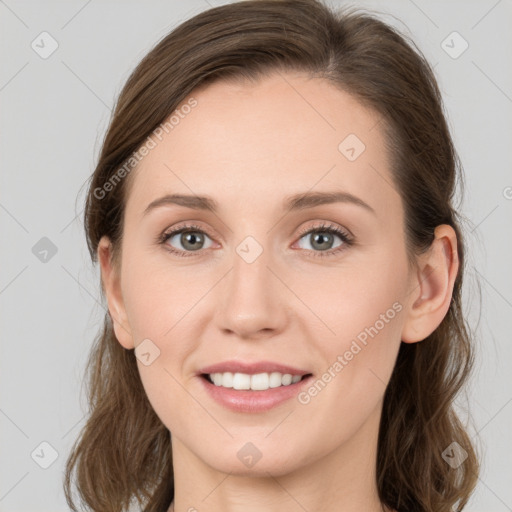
[198,360,311,376]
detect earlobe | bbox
[401,225,459,343]
[97,236,134,350]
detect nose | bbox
[214,240,289,340]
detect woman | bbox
[63,1,480,511]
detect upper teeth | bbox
[209,372,302,390]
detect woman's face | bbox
[103,71,419,476]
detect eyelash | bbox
[157,222,354,259]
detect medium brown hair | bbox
[64,1,480,510]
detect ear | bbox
[97,235,134,349]
[401,224,459,343]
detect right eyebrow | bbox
[143,194,217,216]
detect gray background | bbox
[1,0,511,510]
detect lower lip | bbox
[199,375,313,413]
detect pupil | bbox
[182,232,203,251]
[312,232,332,250]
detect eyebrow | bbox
[143,191,376,216]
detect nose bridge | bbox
[215,232,286,337]
[233,234,270,294]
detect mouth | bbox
[196,361,314,413]
[201,371,313,391]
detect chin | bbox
[199,446,304,477]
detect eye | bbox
[294,222,353,258]
[158,223,214,257]
[157,221,353,259]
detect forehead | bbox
[125,71,399,219]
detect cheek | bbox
[298,251,407,348]
[121,247,201,340]
[120,255,203,430]
[120,247,216,400]
[297,249,407,409]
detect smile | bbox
[205,371,307,390]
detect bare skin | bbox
[98,71,458,512]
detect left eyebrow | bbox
[142,190,376,216]
[284,191,376,215]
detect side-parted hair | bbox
[64,1,480,511]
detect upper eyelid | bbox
[162,222,351,245]
[163,221,349,235]
[297,221,351,238]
